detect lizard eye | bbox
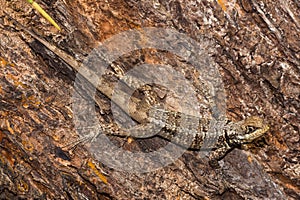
[246,126,257,134]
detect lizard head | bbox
[225,116,269,146]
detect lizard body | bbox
[8,17,269,165]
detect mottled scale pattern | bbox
[14,20,270,165]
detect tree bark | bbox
[0,0,299,199]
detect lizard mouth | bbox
[237,124,270,143]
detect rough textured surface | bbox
[0,0,299,199]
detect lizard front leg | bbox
[208,141,232,168]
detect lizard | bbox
[6,15,270,166]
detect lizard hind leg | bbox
[62,131,99,152]
[62,123,130,152]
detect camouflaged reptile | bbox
[9,17,270,166]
